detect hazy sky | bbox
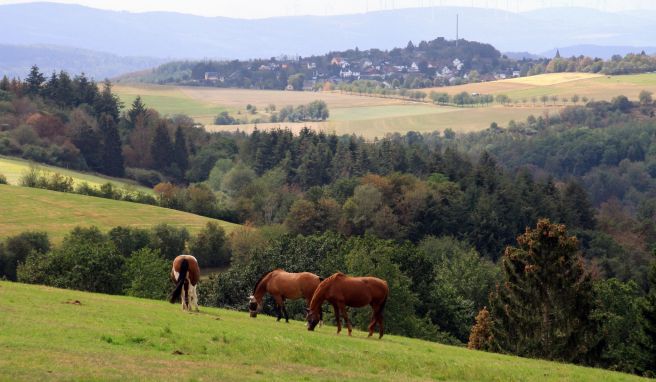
[2,0,656,18]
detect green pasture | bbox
[0,184,239,242]
[0,281,646,381]
[0,156,152,194]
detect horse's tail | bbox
[379,293,388,318]
[169,259,189,304]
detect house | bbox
[409,62,420,72]
[204,72,219,81]
[331,57,347,66]
[285,84,294,91]
[452,58,464,71]
[307,62,317,69]
[512,70,521,77]
[362,60,373,68]
[441,66,452,76]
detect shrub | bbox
[189,222,229,268]
[149,224,189,260]
[0,231,50,281]
[0,173,6,184]
[125,167,164,187]
[123,248,170,299]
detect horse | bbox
[306,272,389,338]
[169,255,201,311]
[248,269,323,323]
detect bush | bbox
[189,222,229,267]
[0,231,50,281]
[0,173,6,184]
[149,224,190,260]
[123,248,170,299]
[108,226,151,257]
[125,167,164,187]
[18,227,124,294]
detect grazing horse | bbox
[169,255,200,311]
[248,269,323,323]
[306,272,388,338]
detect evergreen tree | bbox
[173,126,189,174]
[468,307,493,350]
[561,182,596,230]
[24,65,45,97]
[94,80,121,120]
[100,114,125,177]
[73,73,98,106]
[489,219,597,363]
[150,122,174,172]
[0,75,9,91]
[127,96,148,128]
[70,117,103,171]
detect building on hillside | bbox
[285,84,294,91]
[512,70,521,77]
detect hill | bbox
[0,184,238,242]
[113,73,656,138]
[1,3,655,59]
[0,156,152,194]
[0,43,166,80]
[0,280,646,381]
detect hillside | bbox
[1,3,655,59]
[0,281,646,381]
[0,184,238,242]
[0,156,152,194]
[0,43,166,80]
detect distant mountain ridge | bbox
[0,44,167,79]
[1,2,656,61]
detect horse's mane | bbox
[310,272,344,305]
[252,269,279,294]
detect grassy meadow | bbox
[0,184,239,242]
[0,280,647,381]
[0,156,152,194]
[114,73,656,138]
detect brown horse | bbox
[169,255,201,311]
[306,272,389,338]
[248,269,322,323]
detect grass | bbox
[0,184,239,242]
[0,156,152,194]
[116,73,656,138]
[0,281,646,381]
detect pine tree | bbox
[128,96,147,128]
[561,181,596,229]
[94,80,121,120]
[150,122,174,172]
[0,75,9,91]
[173,126,189,174]
[468,306,493,350]
[24,65,45,97]
[489,219,597,363]
[100,115,125,177]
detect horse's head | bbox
[248,295,259,317]
[306,308,321,331]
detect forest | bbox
[0,67,655,376]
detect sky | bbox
[1,0,656,18]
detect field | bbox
[0,281,646,381]
[0,156,152,194]
[114,73,656,139]
[0,184,239,242]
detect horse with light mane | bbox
[306,272,388,338]
[169,255,200,311]
[248,269,323,323]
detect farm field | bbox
[0,281,646,382]
[115,73,656,138]
[0,184,239,242]
[0,156,152,194]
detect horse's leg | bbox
[368,305,376,337]
[281,298,290,323]
[339,303,352,336]
[273,295,283,322]
[332,303,341,334]
[191,284,199,312]
[376,307,385,339]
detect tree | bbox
[645,251,656,373]
[468,307,493,350]
[123,248,170,299]
[150,122,174,172]
[24,65,45,97]
[189,222,230,267]
[94,80,121,120]
[173,126,189,175]
[287,73,305,91]
[127,96,148,128]
[639,90,653,106]
[489,219,597,363]
[0,231,50,281]
[99,114,125,177]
